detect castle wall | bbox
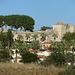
[69,25,74,33]
[0,22,75,42]
[66,24,73,33]
[53,24,67,40]
[73,25,75,32]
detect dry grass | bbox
[0,63,66,75]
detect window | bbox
[43,45,45,47]
[41,45,42,47]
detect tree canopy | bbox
[52,34,58,41]
[41,26,52,31]
[40,32,47,41]
[0,32,8,49]
[0,49,10,62]
[62,32,75,42]
[30,40,40,50]
[21,51,39,63]
[0,15,35,31]
[32,34,38,40]
[17,34,23,41]
[25,33,30,40]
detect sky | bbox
[0,0,75,30]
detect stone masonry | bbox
[0,21,75,42]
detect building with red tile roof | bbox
[41,42,51,49]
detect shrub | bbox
[46,51,66,66]
[66,53,75,65]
[41,60,51,67]
[21,51,39,63]
[0,49,10,62]
[58,66,75,75]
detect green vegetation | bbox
[0,15,4,27]
[0,49,11,62]
[13,40,40,55]
[7,29,14,49]
[47,40,75,66]
[25,33,30,40]
[0,32,7,49]
[0,15,75,74]
[21,51,39,63]
[40,32,47,41]
[46,51,66,66]
[52,34,58,41]
[0,63,66,75]
[58,66,75,75]
[0,15,35,31]
[0,29,13,49]
[41,26,52,31]
[32,34,38,40]
[0,29,13,62]
[30,40,40,51]
[17,34,23,41]
[62,32,75,42]
[66,53,75,65]
[0,41,3,49]
[21,43,30,51]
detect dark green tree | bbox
[7,29,14,49]
[46,50,66,66]
[41,26,52,31]
[30,40,40,51]
[25,33,30,40]
[58,66,75,75]
[0,41,3,49]
[18,43,30,55]
[0,15,35,31]
[17,34,23,41]
[40,32,47,41]
[0,49,10,62]
[0,32,7,49]
[32,34,38,40]
[62,32,71,42]
[4,15,35,31]
[66,53,75,65]
[52,34,58,41]
[22,15,35,31]
[21,51,39,63]
[62,32,75,42]
[0,15,4,28]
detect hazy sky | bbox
[0,0,75,30]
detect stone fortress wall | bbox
[0,21,75,42]
[53,21,75,41]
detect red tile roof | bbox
[46,50,51,52]
[42,42,51,44]
[17,57,21,59]
[64,46,70,49]
[38,55,47,58]
[35,49,40,52]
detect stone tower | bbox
[53,21,75,41]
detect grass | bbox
[0,63,67,75]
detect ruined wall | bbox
[0,21,75,42]
[53,21,75,41]
[54,24,66,41]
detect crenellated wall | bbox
[53,21,75,41]
[0,21,75,42]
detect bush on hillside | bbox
[21,51,39,63]
[58,66,75,75]
[46,51,66,66]
[0,49,10,62]
[41,60,51,67]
